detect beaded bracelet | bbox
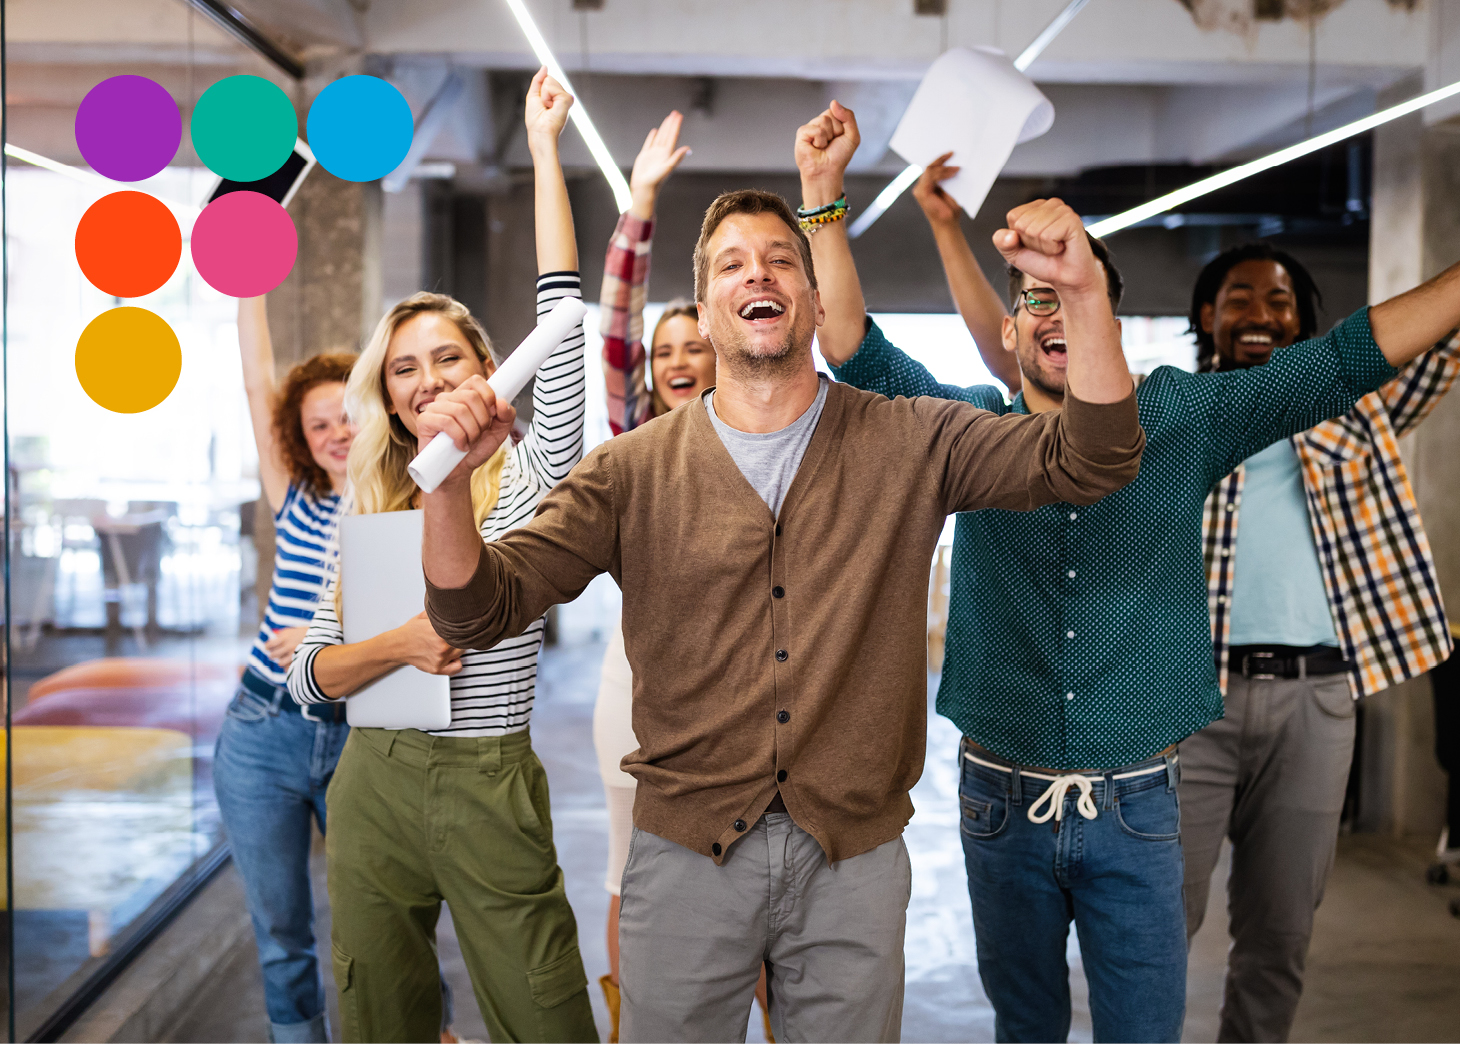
[797,196,849,235]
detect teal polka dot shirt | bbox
[833,309,1394,770]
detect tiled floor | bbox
[167,628,1460,1043]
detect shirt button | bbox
[777,769,787,782]
[734,819,747,832]
[775,649,788,662]
[1066,692,1075,700]
[1066,630,1075,639]
[712,842,722,856]
[773,586,785,598]
[1067,570,1076,578]
[1069,512,1078,520]
[777,710,790,724]
[1221,548,1231,557]
[1226,502,1235,512]
[1218,595,1228,604]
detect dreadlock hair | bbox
[1189,242,1322,372]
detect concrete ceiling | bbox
[7,0,1460,178]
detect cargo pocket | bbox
[331,942,361,1040]
[527,948,588,1010]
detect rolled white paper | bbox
[889,47,1054,220]
[407,295,587,494]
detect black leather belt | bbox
[241,666,348,722]
[1227,644,1353,680]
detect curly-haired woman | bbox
[212,297,355,1044]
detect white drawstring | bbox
[1027,774,1099,824]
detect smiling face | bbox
[651,313,716,412]
[1202,259,1302,369]
[696,211,822,377]
[1002,272,1071,400]
[299,381,354,485]
[382,311,492,437]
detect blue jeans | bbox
[958,738,1188,1043]
[214,671,349,1044]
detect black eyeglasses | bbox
[1018,289,1061,317]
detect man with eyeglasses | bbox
[797,112,1460,1043]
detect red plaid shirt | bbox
[600,212,655,435]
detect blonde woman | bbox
[284,70,595,1043]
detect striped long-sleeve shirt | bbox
[601,212,655,435]
[287,272,586,736]
[1205,329,1460,699]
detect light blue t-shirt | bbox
[1227,439,1338,647]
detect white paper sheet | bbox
[889,47,1055,219]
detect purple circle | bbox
[75,76,181,182]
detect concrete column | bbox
[252,66,386,623]
[1359,73,1460,837]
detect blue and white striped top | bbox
[287,272,586,737]
[247,483,345,686]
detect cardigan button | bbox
[773,586,785,598]
[734,819,747,832]
[775,649,788,662]
[777,769,788,782]
[775,523,782,536]
[712,842,722,856]
[777,710,790,724]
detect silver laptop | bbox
[340,510,453,730]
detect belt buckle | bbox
[1243,652,1278,681]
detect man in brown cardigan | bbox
[416,170,1144,1041]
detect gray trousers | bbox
[1178,672,1356,1043]
[618,814,911,1043]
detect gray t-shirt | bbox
[705,377,830,517]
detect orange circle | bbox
[74,191,181,298]
[75,307,181,413]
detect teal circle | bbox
[306,75,413,182]
[191,75,297,182]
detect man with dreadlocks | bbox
[1180,243,1460,1043]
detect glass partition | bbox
[4,5,282,1036]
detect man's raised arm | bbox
[795,100,865,367]
[1371,260,1460,368]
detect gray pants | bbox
[1178,672,1356,1042]
[618,814,911,1043]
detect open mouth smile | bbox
[738,299,785,322]
[667,376,696,391]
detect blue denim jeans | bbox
[214,671,349,1044]
[958,738,1188,1043]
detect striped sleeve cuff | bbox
[286,641,333,705]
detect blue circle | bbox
[306,75,413,182]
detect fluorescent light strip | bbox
[846,163,923,238]
[4,142,202,220]
[502,0,634,213]
[1086,75,1460,238]
[848,0,1093,239]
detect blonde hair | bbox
[648,298,704,418]
[336,292,508,619]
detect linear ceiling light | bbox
[502,0,634,213]
[1085,75,1460,238]
[4,142,200,217]
[848,0,1093,239]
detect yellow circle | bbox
[75,306,181,413]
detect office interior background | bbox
[3,0,1460,1040]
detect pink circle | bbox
[190,190,297,297]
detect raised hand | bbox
[416,374,517,483]
[795,100,860,207]
[629,110,691,219]
[913,152,962,229]
[993,198,1103,299]
[525,67,573,147]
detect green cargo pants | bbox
[326,727,598,1043]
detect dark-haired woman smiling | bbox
[212,297,355,1044]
